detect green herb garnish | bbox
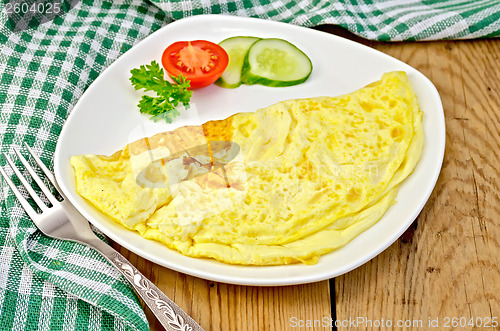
[129,60,192,123]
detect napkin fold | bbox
[1,0,498,329]
[150,0,500,41]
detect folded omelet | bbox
[71,72,423,265]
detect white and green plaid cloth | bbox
[151,0,500,41]
[0,0,498,330]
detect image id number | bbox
[4,1,61,15]
[443,316,498,328]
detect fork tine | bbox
[3,154,48,211]
[24,143,56,187]
[13,148,59,206]
[0,163,39,219]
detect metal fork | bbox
[0,143,204,331]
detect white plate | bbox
[54,15,445,286]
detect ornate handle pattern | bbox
[110,252,204,331]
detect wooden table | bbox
[113,26,500,331]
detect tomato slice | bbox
[161,40,229,89]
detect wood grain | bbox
[112,244,332,330]
[333,37,500,330]
[112,27,500,331]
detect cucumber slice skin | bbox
[215,36,261,89]
[241,38,312,87]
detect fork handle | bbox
[86,239,204,331]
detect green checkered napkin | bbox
[0,0,498,330]
[151,0,500,41]
[0,1,168,330]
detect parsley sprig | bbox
[129,61,192,123]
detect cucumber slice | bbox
[241,38,312,87]
[215,36,261,88]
